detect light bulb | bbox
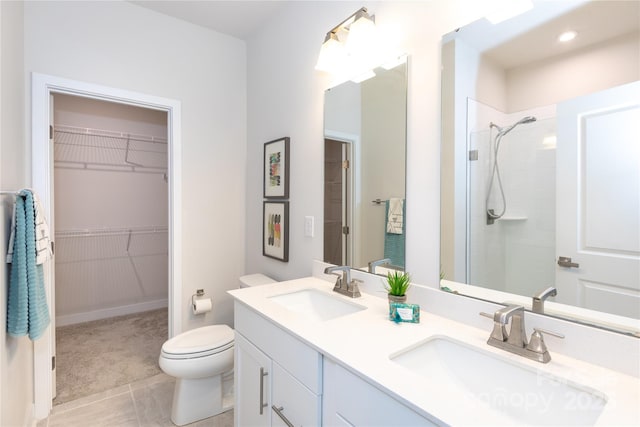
[316,34,345,72]
[558,31,577,43]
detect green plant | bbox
[384,271,411,296]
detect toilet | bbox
[159,274,276,426]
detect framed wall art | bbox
[263,137,290,199]
[263,201,289,262]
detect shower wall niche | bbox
[53,94,168,326]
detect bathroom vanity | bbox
[229,273,640,426]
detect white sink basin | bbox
[390,336,607,425]
[268,289,366,321]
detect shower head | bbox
[517,116,537,125]
[491,115,537,136]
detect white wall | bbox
[324,82,361,137]
[246,0,489,284]
[23,1,247,332]
[1,2,34,426]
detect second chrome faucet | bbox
[532,286,557,314]
[481,305,564,363]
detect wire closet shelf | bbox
[54,124,168,175]
[55,226,168,264]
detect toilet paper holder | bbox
[192,289,205,305]
[191,289,213,315]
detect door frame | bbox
[31,73,182,419]
[325,130,358,267]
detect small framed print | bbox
[263,201,289,262]
[263,137,290,199]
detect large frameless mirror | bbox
[323,58,408,274]
[440,0,639,336]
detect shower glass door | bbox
[466,99,556,297]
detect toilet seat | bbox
[161,324,234,360]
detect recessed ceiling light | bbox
[558,31,577,43]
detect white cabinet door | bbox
[556,81,640,317]
[236,333,272,427]
[323,358,436,427]
[271,361,321,427]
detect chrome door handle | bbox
[259,367,268,415]
[557,256,579,268]
[272,405,294,427]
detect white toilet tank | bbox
[239,273,276,288]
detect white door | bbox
[555,81,640,318]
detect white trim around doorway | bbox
[31,73,182,420]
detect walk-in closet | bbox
[52,94,169,404]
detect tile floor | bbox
[37,373,233,427]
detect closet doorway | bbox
[31,73,183,419]
[51,94,169,404]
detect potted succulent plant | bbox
[384,271,411,304]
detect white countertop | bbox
[229,276,640,426]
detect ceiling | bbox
[450,0,640,70]
[129,1,289,40]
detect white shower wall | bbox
[54,95,168,325]
[467,99,557,297]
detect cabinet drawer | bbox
[235,302,322,393]
[272,361,321,427]
[323,358,436,426]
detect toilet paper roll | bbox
[192,298,212,315]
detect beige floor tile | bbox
[131,374,175,425]
[130,372,174,391]
[47,393,138,427]
[188,409,233,427]
[51,384,131,415]
[43,372,233,427]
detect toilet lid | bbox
[161,325,234,359]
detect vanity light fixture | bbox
[558,30,577,43]
[316,7,381,81]
[315,32,344,73]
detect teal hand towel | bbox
[7,190,50,340]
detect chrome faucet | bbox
[480,304,564,363]
[532,286,557,314]
[368,258,391,274]
[324,265,361,298]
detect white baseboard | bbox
[56,299,168,326]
